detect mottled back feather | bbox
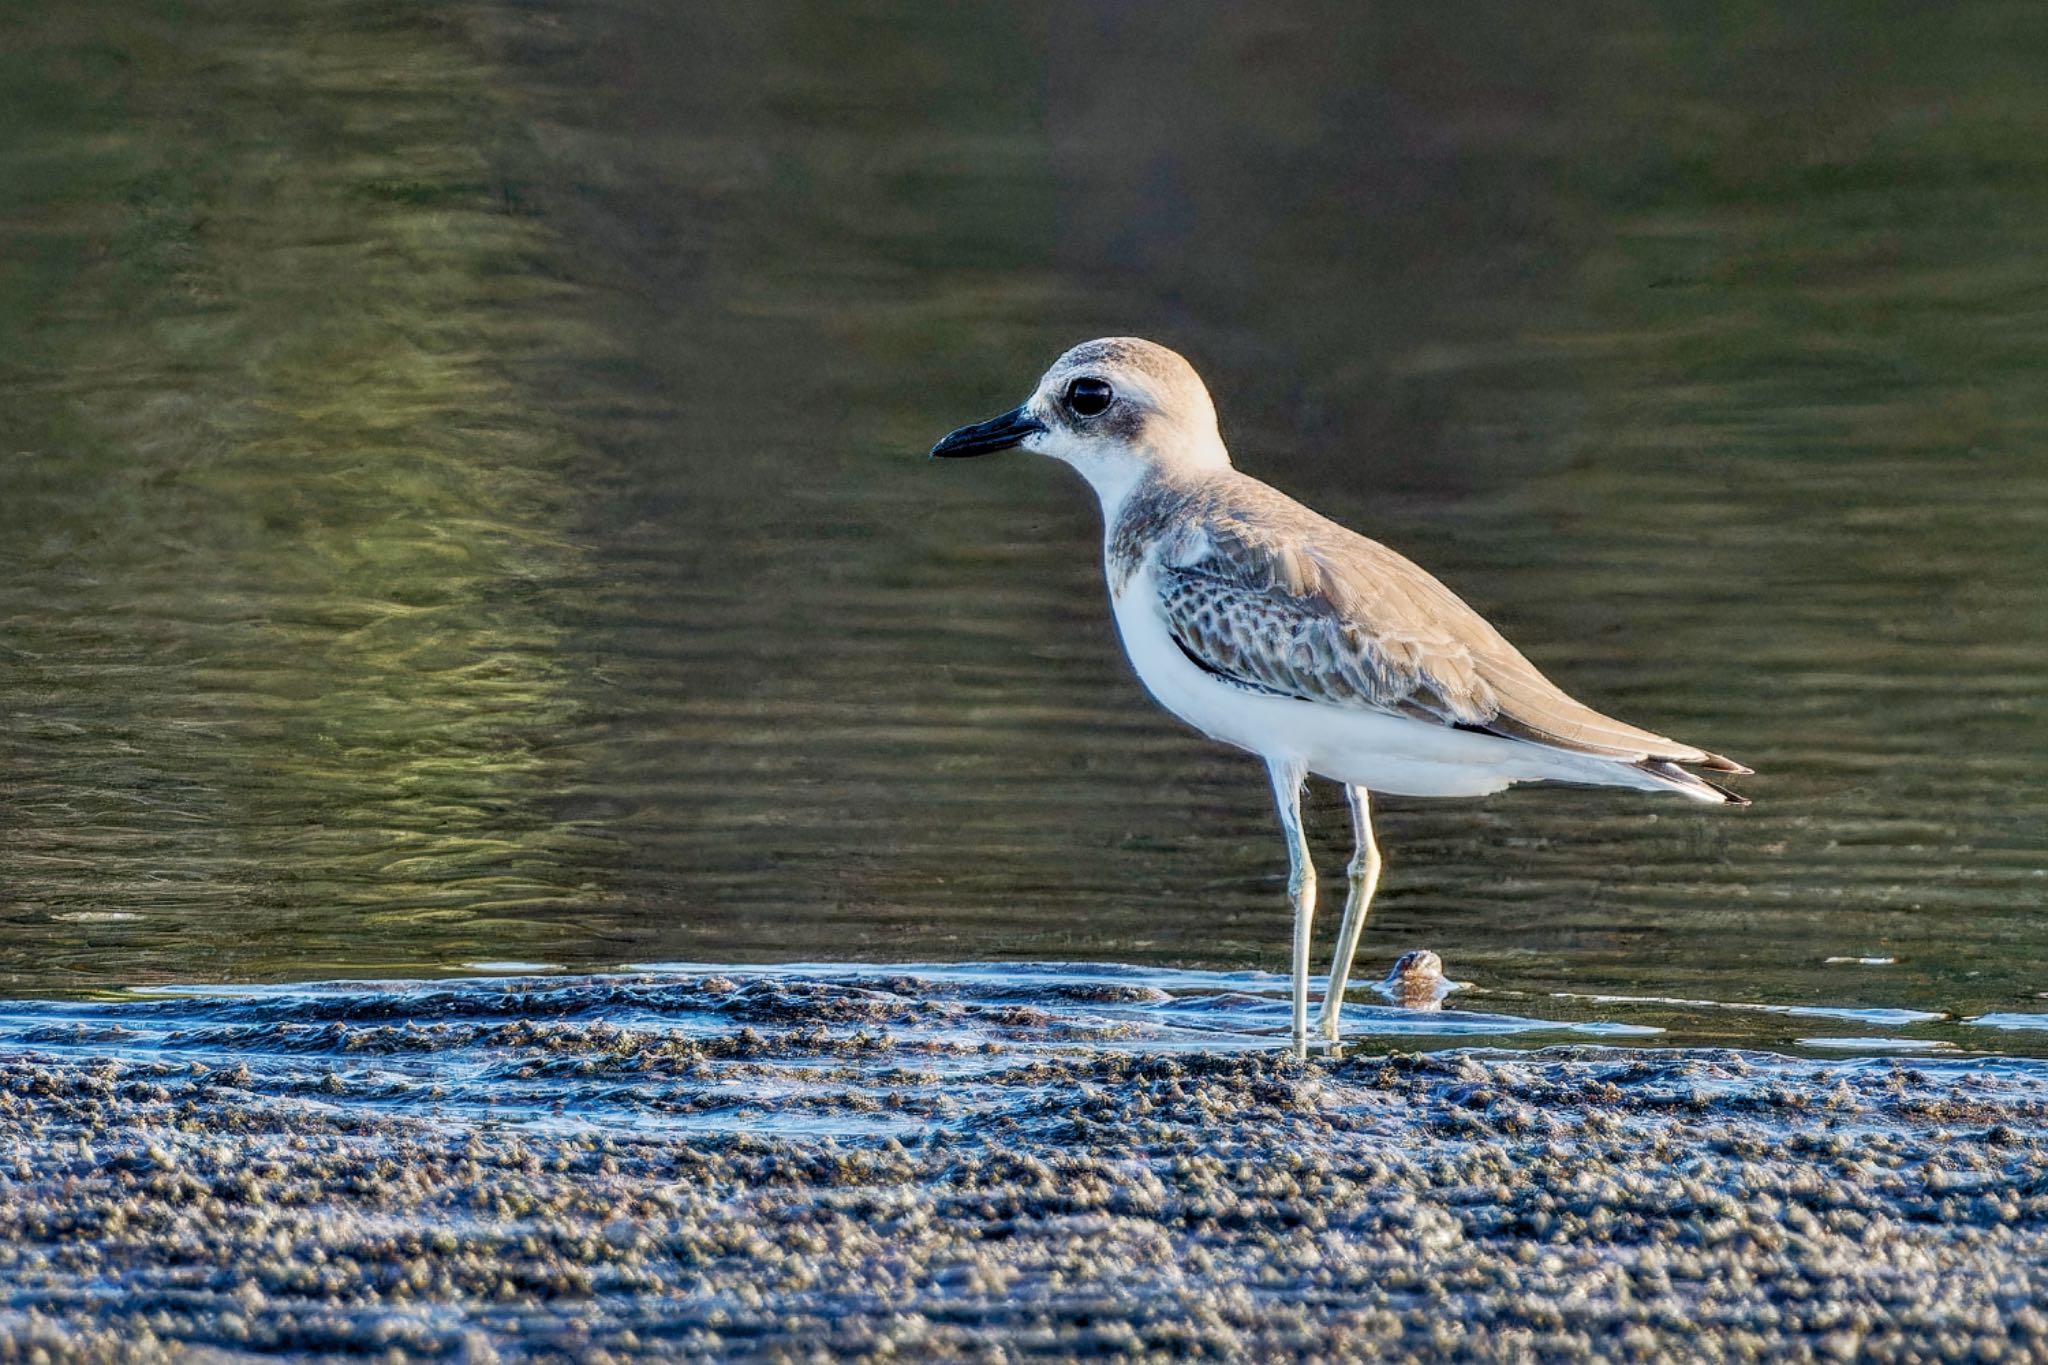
[1118,472,1744,772]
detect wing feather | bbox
[1145,475,1743,772]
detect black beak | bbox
[929,405,1046,459]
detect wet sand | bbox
[3,969,2046,1361]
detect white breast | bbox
[1105,561,1627,798]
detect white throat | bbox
[1049,431,1230,521]
[1064,452,1153,519]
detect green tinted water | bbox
[3,1,2044,1053]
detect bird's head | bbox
[930,337,1231,503]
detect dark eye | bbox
[1065,377,1113,417]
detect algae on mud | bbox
[3,970,2047,1361]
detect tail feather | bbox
[1635,757,1751,807]
[1698,751,1753,776]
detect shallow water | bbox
[7,968,2048,1357]
[7,963,2039,1103]
[2,2,2046,1049]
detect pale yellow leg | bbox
[1264,757,1315,1058]
[1316,785,1381,1042]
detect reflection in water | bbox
[1,3,2045,1050]
[0,1,613,986]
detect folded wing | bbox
[1149,477,1750,784]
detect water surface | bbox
[2,1,2045,1050]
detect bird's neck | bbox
[1076,434,1231,523]
[1098,463,1231,593]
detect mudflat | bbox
[2,970,2044,1361]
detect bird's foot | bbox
[1315,991,1350,1043]
[1287,1028,1345,1061]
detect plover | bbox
[931,338,1750,1052]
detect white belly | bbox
[1107,566,1631,798]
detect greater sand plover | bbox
[932,337,1749,1053]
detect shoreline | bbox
[4,970,2046,1360]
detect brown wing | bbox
[1151,475,1748,773]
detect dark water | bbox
[3,2,2046,1050]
